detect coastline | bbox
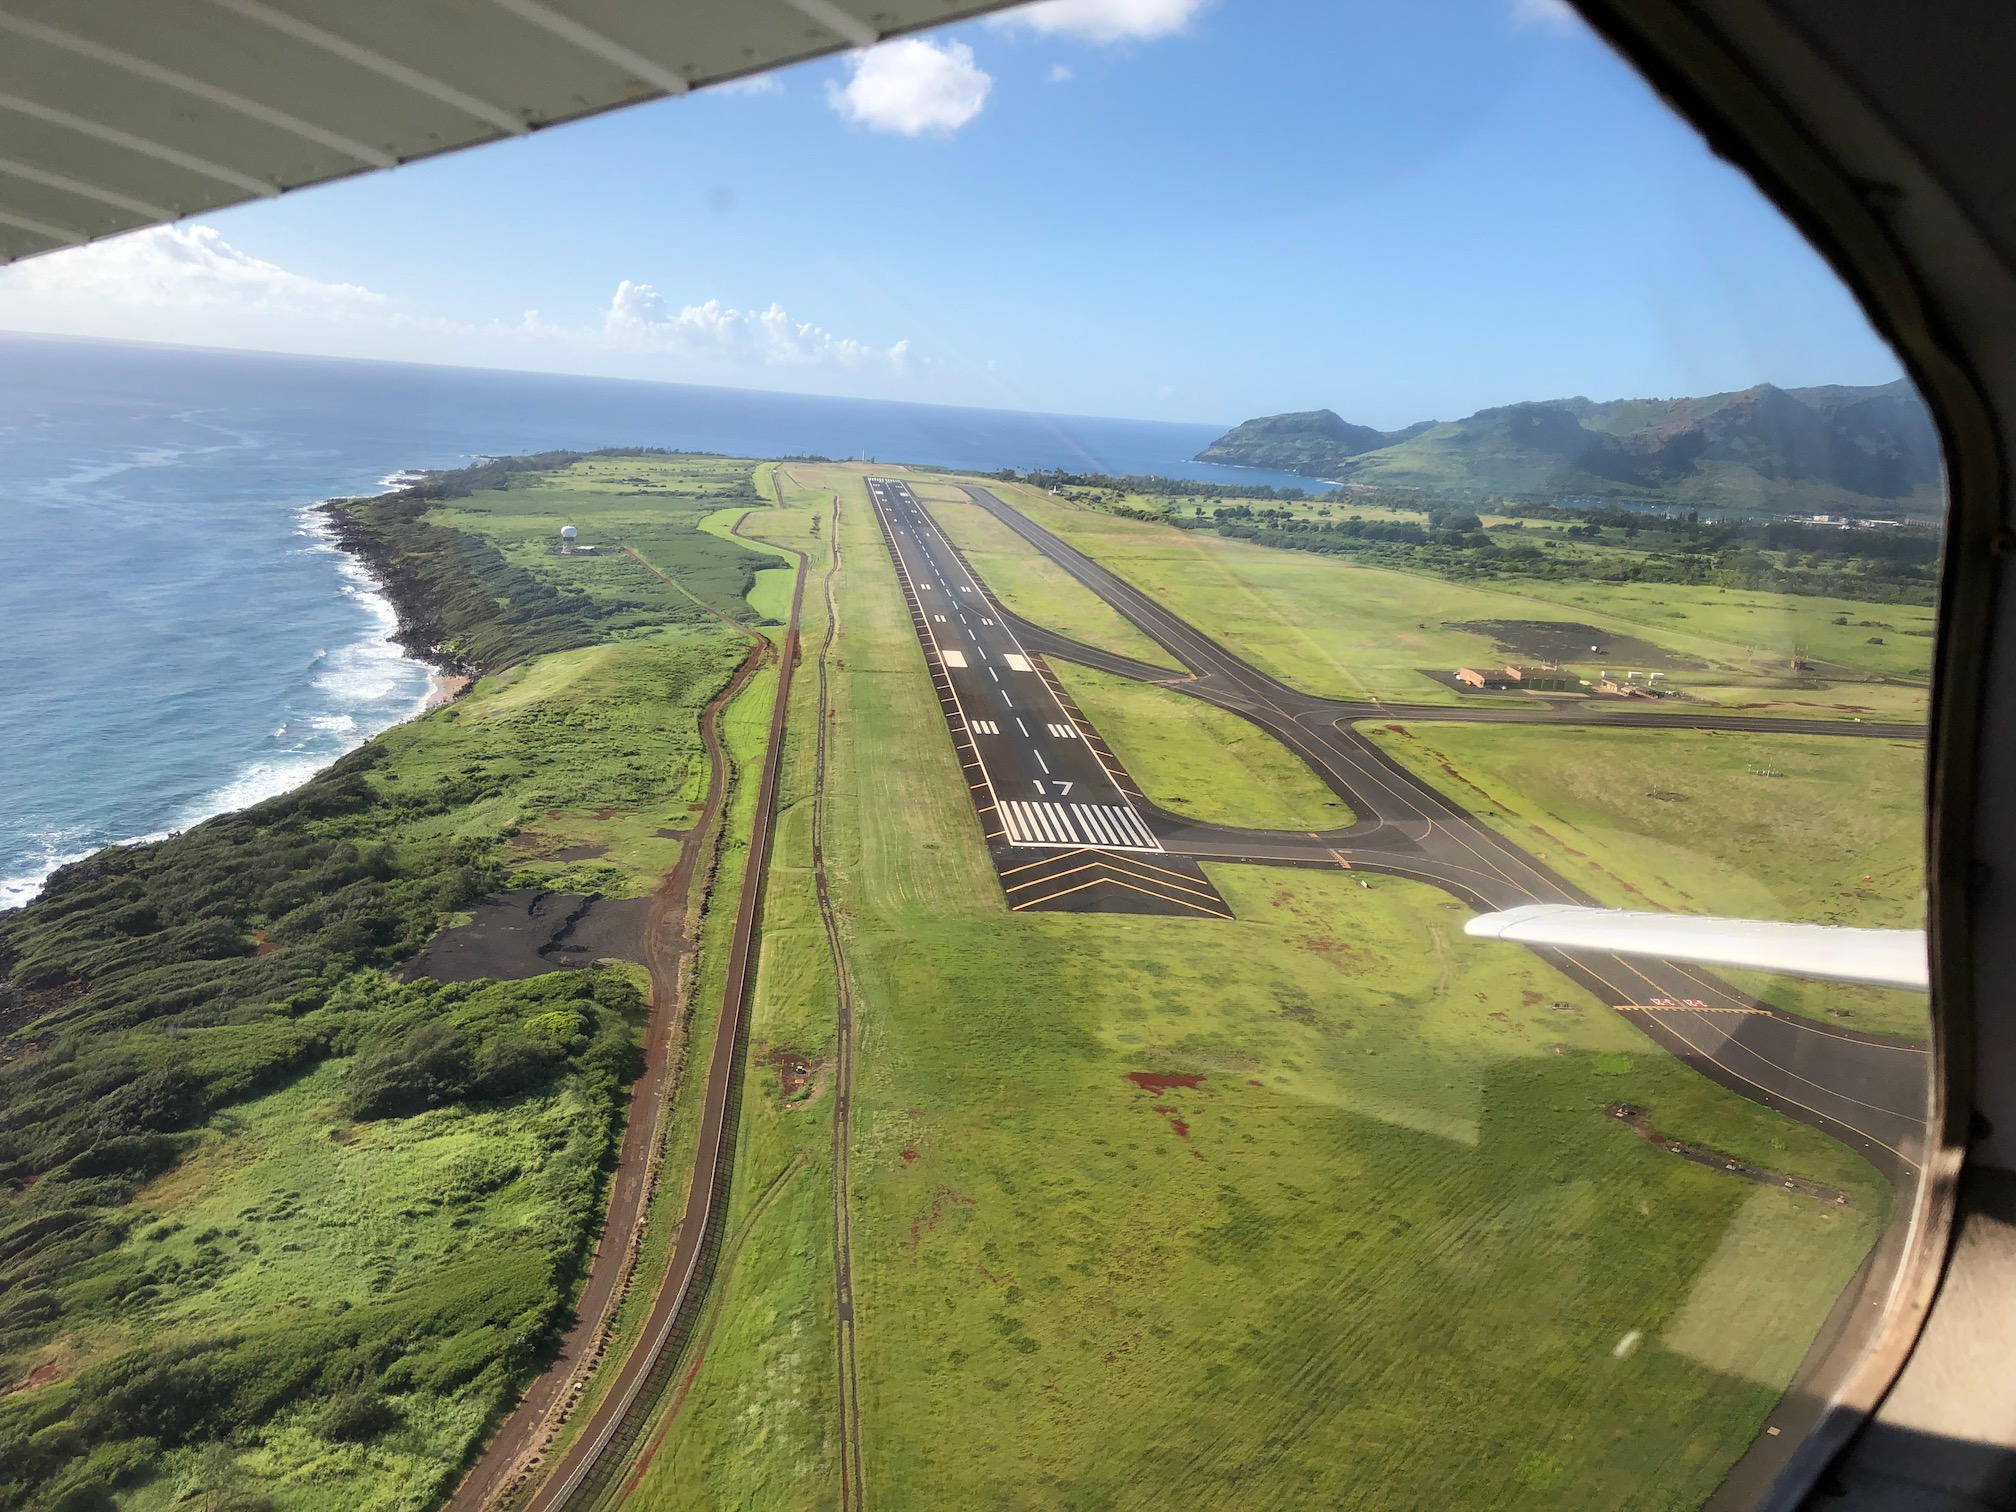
[0,479,444,913]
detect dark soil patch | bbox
[1446,620,1704,670]
[654,827,689,840]
[766,1047,814,1097]
[553,843,608,862]
[402,890,647,982]
[1126,1071,1204,1093]
[1607,1104,1851,1204]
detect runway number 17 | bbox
[1034,781,1073,795]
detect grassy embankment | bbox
[1365,722,1927,1038]
[0,453,779,1512]
[950,482,1932,723]
[625,465,1888,1511]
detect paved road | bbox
[919,481,1930,1187]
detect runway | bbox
[867,478,1928,1189]
[867,477,1230,918]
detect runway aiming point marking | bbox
[1003,653,1034,672]
[941,649,968,668]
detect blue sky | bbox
[0,0,1904,428]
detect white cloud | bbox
[0,224,386,321]
[604,281,909,370]
[826,38,991,136]
[1046,63,1074,83]
[991,0,1207,43]
[0,227,916,389]
[1510,0,1583,31]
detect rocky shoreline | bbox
[319,493,474,681]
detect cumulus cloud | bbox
[0,224,387,321]
[0,226,915,388]
[991,0,1207,43]
[604,281,909,369]
[1510,0,1583,31]
[826,38,991,136]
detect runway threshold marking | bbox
[1617,1004,1770,1016]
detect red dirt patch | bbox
[900,1149,919,1164]
[1151,1106,1191,1139]
[6,1358,64,1395]
[594,809,618,820]
[1521,990,1543,1006]
[1126,1072,1204,1093]
[765,1048,814,1099]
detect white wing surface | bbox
[1463,904,1927,992]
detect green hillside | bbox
[1198,380,1941,516]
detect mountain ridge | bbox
[1197,379,1940,514]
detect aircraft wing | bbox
[0,0,1024,266]
[1463,903,1927,992]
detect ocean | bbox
[0,333,1309,909]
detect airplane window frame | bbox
[1567,2,2009,1507]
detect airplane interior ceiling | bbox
[0,0,1021,265]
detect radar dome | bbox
[560,525,578,540]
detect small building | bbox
[1456,667,1494,688]
[1503,665,1576,691]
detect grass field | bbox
[1052,661,1355,830]
[367,635,745,899]
[1364,721,1928,1038]
[623,463,1889,1510]
[425,455,782,632]
[973,482,1932,721]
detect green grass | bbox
[426,455,780,633]
[368,635,746,899]
[976,482,1932,720]
[910,483,1183,671]
[1363,721,1928,1038]
[627,463,1889,1511]
[1051,661,1355,830]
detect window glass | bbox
[0,2,1933,1509]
